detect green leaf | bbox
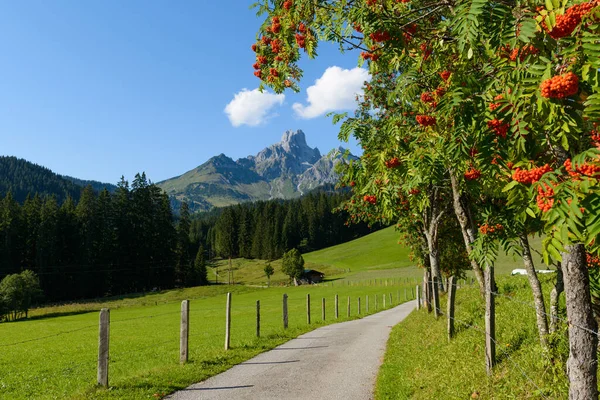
[502,180,519,192]
[468,47,474,59]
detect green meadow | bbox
[0,277,414,399]
[0,226,542,400]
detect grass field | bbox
[0,280,414,400]
[376,275,568,399]
[0,226,555,399]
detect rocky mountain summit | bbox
[157,130,354,211]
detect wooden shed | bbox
[301,269,325,284]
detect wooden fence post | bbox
[97,308,109,387]
[307,294,311,324]
[383,293,386,308]
[180,300,189,364]
[322,298,325,321]
[335,294,339,319]
[283,294,288,329]
[347,296,351,317]
[485,267,496,375]
[416,285,421,310]
[366,295,369,313]
[256,300,260,338]
[389,293,393,306]
[404,288,407,301]
[225,293,231,350]
[375,294,378,310]
[447,276,456,342]
[358,297,361,315]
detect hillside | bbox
[0,156,118,203]
[157,129,356,211]
[0,156,82,203]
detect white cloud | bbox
[293,66,370,119]
[224,88,285,127]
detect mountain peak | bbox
[280,129,309,153]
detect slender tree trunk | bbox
[425,233,441,316]
[519,234,549,347]
[561,244,598,400]
[423,268,432,312]
[550,264,564,334]
[449,171,485,297]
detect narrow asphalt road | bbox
[167,300,416,400]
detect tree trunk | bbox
[425,232,441,316]
[561,244,598,400]
[549,264,564,334]
[519,234,549,347]
[447,275,456,341]
[449,171,485,297]
[423,268,432,312]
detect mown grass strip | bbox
[376,276,570,399]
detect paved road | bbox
[167,300,416,400]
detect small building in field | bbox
[301,269,325,284]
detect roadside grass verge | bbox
[0,282,414,400]
[376,275,569,399]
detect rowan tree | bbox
[252,0,600,397]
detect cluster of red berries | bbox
[385,157,401,168]
[366,0,378,6]
[440,70,451,81]
[370,31,391,42]
[500,44,539,61]
[361,51,380,61]
[543,2,598,39]
[464,168,481,180]
[283,0,293,10]
[512,164,553,184]
[587,253,600,269]
[420,43,432,60]
[591,129,600,148]
[536,183,555,212]
[487,119,509,138]
[271,38,282,54]
[479,223,504,235]
[416,115,436,126]
[435,86,446,97]
[489,95,505,111]
[268,16,281,34]
[350,181,356,187]
[295,33,306,48]
[420,92,434,104]
[403,24,417,42]
[408,188,420,195]
[540,72,579,98]
[564,158,600,178]
[363,195,377,204]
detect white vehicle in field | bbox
[511,269,555,276]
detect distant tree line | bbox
[0,177,379,308]
[0,173,206,303]
[193,190,378,261]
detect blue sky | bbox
[0,1,367,184]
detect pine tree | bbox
[194,244,208,286]
[175,202,192,286]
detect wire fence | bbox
[0,282,415,398]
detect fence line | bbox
[423,279,599,338]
